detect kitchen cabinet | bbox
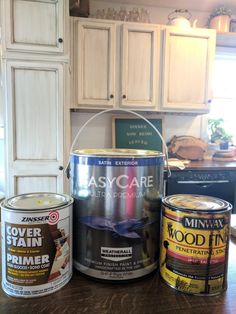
[73,18,216,113]
[161,27,215,112]
[76,19,116,107]
[4,60,65,195]
[1,0,70,197]
[74,18,160,110]
[121,23,160,109]
[2,0,66,54]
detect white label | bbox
[101,247,132,261]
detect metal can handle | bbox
[66,108,171,177]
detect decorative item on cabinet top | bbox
[167,9,197,28]
[91,7,150,23]
[208,6,232,32]
[70,0,89,17]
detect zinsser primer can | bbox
[1,193,73,298]
[70,148,165,281]
[160,194,232,295]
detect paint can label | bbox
[160,195,231,295]
[71,150,164,281]
[1,194,73,297]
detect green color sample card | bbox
[113,117,163,152]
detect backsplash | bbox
[71,111,206,149]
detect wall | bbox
[71,111,205,150]
[90,0,211,27]
[71,0,212,149]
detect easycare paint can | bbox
[70,148,165,281]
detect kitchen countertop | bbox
[0,216,236,314]
[170,158,236,171]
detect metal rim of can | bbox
[1,192,73,212]
[162,194,232,214]
[71,148,165,158]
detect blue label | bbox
[71,154,164,167]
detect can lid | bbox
[72,148,164,157]
[162,194,232,212]
[3,193,72,210]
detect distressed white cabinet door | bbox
[121,24,160,109]
[4,0,65,53]
[161,27,215,112]
[4,60,64,196]
[76,20,116,107]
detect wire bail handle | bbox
[66,108,171,178]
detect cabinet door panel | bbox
[4,0,65,53]
[77,20,115,107]
[5,60,64,196]
[16,176,57,194]
[14,68,57,160]
[84,28,110,99]
[121,24,159,109]
[127,32,152,100]
[168,36,207,103]
[162,28,215,112]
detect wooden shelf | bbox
[216,32,236,47]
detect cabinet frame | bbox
[120,23,160,109]
[3,0,66,54]
[161,27,216,112]
[76,19,116,107]
[72,18,216,113]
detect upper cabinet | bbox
[76,20,116,107]
[121,23,160,109]
[75,19,160,110]
[161,27,216,112]
[2,0,66,54]
[72,18,216,113]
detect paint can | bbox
[160,194,232,295]
[1,192,73,298]
[70,148,165,281]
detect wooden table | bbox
[1,221,236,314]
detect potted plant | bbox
[208,118,233,149]
[208,6,231,32]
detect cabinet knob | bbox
[58,38,63,43]
[110,94,114,99]
[122,95,126,99]
[208,99,212,103]
[59,166,64,171]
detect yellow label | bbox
[160,205,230,295]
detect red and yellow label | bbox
[160,205,230,295]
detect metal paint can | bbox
[1,193,73,298]
[160,194,232,295]
[70,148,165,281]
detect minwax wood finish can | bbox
[1,193,73,298]
[160,194,232,295]
[70,148,165,281]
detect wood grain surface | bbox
[0,231,236,314]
